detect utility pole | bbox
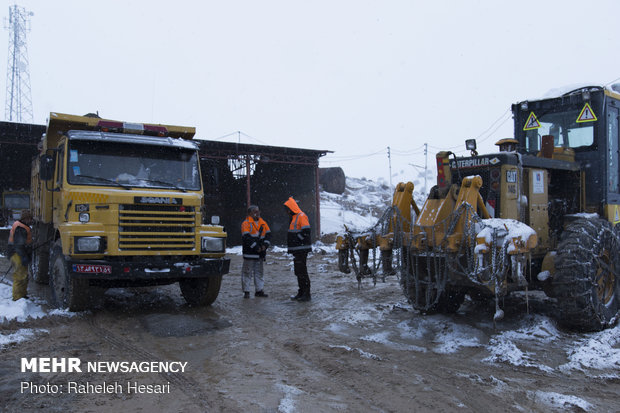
[4,4,34,123]
[387,146,392,191]
[424,142,428,195]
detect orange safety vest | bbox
[284,197,311,252]
[8,220,32,245]
[241,217,270,239]
[241,216,271,259]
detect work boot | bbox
[290,290,302,300]
[255,290,268,297]
[244,292,250,299]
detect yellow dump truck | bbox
[30,112,229,310]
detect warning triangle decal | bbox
[576,103,597,123]
[523,112,541,131]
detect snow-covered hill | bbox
[320,176,428,236]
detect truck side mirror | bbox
[40,154,55,181]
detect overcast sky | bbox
[3,0,620,186]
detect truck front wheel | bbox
[30,223,52,284]
[49,241,89,311]
[31,247,50,284]
[179,275,222,306]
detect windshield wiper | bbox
[75,175,132,190]
[138,178,187,192]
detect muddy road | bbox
[1,248,619,412]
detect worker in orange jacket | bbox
[7,209,33,301]
[241,205,271,298]
[284,197,312,301]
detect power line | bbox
[209,130,269,145]
[322,149,387,161]
[476,109,512,144]
[605,76,620,87]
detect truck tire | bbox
[49,241,89,311]
[30,223,51,284]
[31,247,50,284]
[552,218,620,331]
[179,275,222,306]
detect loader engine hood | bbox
[448,153,519,219]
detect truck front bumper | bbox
[66,257,230,280]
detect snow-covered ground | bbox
[0,272,74,348]
[317,176,620,387]
[2,175,619,397]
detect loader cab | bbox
[513,85,620,215]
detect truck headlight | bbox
[75,236,105,253]
[79,212,90,223]
[201,236,225,253]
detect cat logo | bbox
[576,103,597,123]
[523,112,541,130]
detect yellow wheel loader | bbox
[337,85,620,331]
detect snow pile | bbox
[320,177,392,235]
[529,391,592,411]
[0,328,48,349]
[0,282,73,323]
[560,324,620,372]
[277,383,304,413]
[0,282,48,322]
[0,280,74,349]
[475,218,537,254]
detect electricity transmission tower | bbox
[4,4,33,122]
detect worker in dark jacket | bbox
[7,209,33,301]
[284,197,312,301]
[241,205,271,298]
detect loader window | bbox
[66,140,201,191]
[523,109,594,152]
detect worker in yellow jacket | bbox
[7,209,33,300]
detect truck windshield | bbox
[519,106,595,153]
[66,140,201,191]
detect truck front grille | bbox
[118,204,196,251]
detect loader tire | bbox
[552,218,620,331]
[403,282,464,314]
[430,287,465,314]
[401,255,464,314]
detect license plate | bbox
[72,264,112,274]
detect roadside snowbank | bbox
[0,282,73,349]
